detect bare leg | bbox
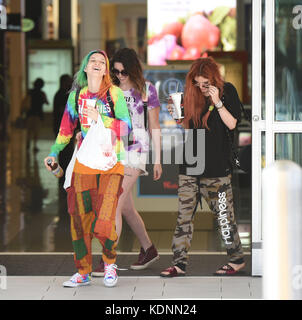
[122,192,152,251]
[115,167,140,240]
[115,167,152,251]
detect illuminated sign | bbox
[147,0,237,65]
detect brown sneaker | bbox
[130,244,159,270]
[91,259,104,277]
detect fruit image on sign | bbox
[147,0,237,65]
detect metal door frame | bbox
[252,0,302,275]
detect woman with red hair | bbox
[44,50,132,288]
[160,57,245,277]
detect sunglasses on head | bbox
[112,68,128,77]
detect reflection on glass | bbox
[275,133,302,167]
[275,0,302,121]
[261,131,266,168]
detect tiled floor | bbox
[0,276,262,300]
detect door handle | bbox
[253,115,260,121]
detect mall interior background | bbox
[0,0,256,258]
[0,0,300,270]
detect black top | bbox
[27,88,48,120]
[53,88,69,136]
[179,82,241,178]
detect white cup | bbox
[86,99,97,108]
[80,99,97,126]
[169,92,184,119]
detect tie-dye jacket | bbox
[49,85,132,162]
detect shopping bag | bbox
[64,145,78,190]
[76,115,117,170]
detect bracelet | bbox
[215,100,223,109]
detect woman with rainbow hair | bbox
[92,48,162,277]
[44,50,132,288]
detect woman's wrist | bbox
[215,100,223,109]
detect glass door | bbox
[252,0,302,275]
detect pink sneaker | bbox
[103,263,118,287]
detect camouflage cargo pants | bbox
[172,174,244,268]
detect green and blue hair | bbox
[72,50,112,98]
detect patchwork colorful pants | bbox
[66,172,123,275]
[172,174,244,268]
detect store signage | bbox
[0,8,35,33]
[147,0,237,65]
[6,13,21,32]
[0,11,22,32]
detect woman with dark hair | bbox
[160,56,245,277]
[44,50,132,288]
[92,48,162,276]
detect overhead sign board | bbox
[6,13,21,32]
[0,9,23,32]
[0,10,33,33]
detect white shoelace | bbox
[104,264,127,279]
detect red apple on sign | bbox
[149,22,184,45]
[182,47,200,60]
[207,26,221,50]
[181,14,220,52]
[161,21,184,39]
[169,45,185,60]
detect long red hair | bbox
[183,57,224,129]
[96,50,112,99]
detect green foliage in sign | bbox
[209,6,237,51]
[209,6,231,26]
